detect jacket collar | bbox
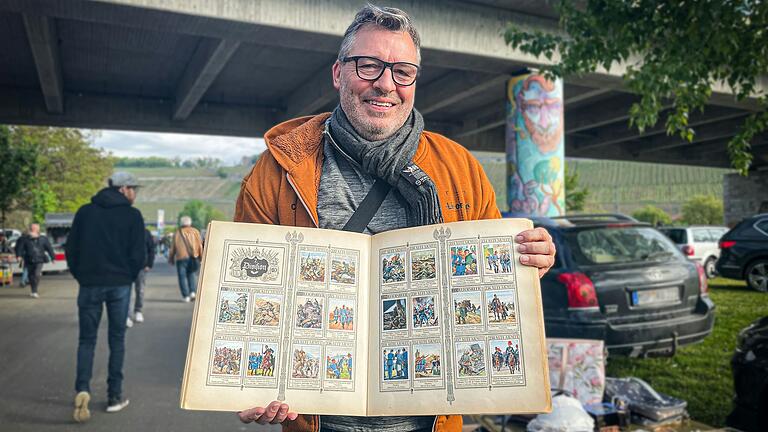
[263,112,432,224]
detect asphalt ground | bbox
[0,259,278,432]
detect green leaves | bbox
[505,0,768,174]
[564,163,590,212]
[632,205,672,226]
[0,126,38,226]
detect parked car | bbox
[727,316,768,432]
[659,226,728,279]
[716,214,768,292]
[533,214,715,357]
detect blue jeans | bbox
[176,259,198,298]
[75,285,131,399]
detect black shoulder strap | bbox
[342,178,392,233]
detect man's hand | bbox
[144,266,151,272]
[238,401,299,425]
[515,228,556,278]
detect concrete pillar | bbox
[723,171,768,226]
[505,73,565,217]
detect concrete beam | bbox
[0,87,275,137]
[563,87,613,108]
[417,72,509,115]
[22,14,64,114]
[282,61,337,120]
[630,117,749,154]
[173,37,241,120]
[453,101,506,139]
[572,106,749,151]
[566,140,734,169]
[565,94,651,134]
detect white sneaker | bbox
[106,398,130,413]
[134,311,144,323]
[126,317,134,328]
[190,291,196,300]
[29,292,39,299]
[183,296,191,303]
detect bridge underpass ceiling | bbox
[0,1,764,169]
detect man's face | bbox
[29,224,40,236]
[120,186,137,204]
[333,26,418,141]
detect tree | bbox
[30,181,59,224]
[681,195,724,225]
[632,205,672,226]
[179,200,226,231]
[505,1,768,175]
[0,126,37,227]
[12,127,113,212]
[565,163,589,212]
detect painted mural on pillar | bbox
[506,74,565,217]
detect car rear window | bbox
[661,228,687,244]
[566,227,680,265]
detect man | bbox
[168,215,203,302]
[16,223,55,298]
[127,228,155,327]
[66,172,146,422]
[235,5,556,431]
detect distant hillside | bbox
[122,166,250,224]
[123,155,731,224]
[475,152,731,217]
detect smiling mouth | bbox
[365,100,396,108]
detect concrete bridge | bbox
[1,0,766,220]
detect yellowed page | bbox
[367,219,551,416]
[181,221,371,415]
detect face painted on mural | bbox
[517,76,563,154]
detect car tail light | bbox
[695,262,709,295]
[682,245,695,256]
[719,240,736,249]
[55,253,65,261]
[557,272,599,309]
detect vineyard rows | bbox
[125,155,730,222]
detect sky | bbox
[93,130,267,165]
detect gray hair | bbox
[338,4,421,63]
[180,216,192,227]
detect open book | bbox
[180,219,551,416]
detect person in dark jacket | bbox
[66,171,145,422]
[127,229,155,327]
[17,223,55,298]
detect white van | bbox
[660,226,729,278]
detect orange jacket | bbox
[168,226,203,263]
[234,113,501,432]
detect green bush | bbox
[681,195,724,225]
[632,205,672,226]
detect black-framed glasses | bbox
[342,56,420,86]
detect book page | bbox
[367,219,551,416]
[181,221,372,415]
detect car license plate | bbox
[632,287,679,306]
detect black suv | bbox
[533,214,715,357]
[716,214,768,292]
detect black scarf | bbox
[326,106,443,227]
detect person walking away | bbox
[17,223,55,298]
[127,228,155,327]
[168,216,203,302]
[65,172,146,422]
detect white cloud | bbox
[93,130,266,165]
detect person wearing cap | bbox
[66,171,146,421]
